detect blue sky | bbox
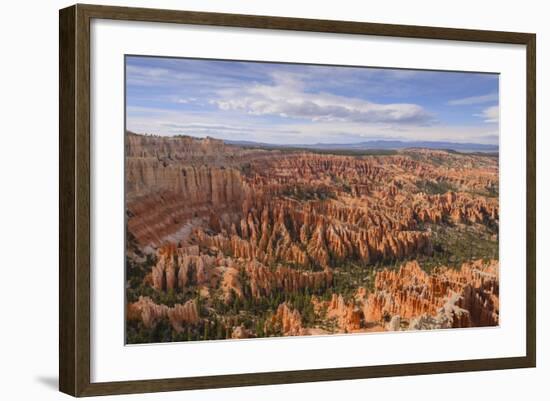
[126,56,499,145]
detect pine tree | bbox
[256,319,265,338]
[203,322,209,340]
[217,321,224,340]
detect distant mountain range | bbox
[224,139,498,153]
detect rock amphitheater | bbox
[125,132,499,342]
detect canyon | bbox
[125,132,499,343]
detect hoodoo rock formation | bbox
[125,133,500,343]
[127,296,199,332]
[325,294,363,333]
[146,243,334,302]
[363,259,498,330]
[267,303,305,336]
[308,259,497,333]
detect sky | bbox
[126,56,499,145]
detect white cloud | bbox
[475,105,499,123]
[126,64,242,90]
[448,92,498,106]
[211,72,433,125]
[127,107,498,146]
[176,97,197,104]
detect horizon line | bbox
[126,131,499,148]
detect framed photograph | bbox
[59,4,536,397]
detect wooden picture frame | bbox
[59,3,536,397]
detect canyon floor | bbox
[125,132,499,344]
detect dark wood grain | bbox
[59,5,76,396]
[75,4,92,395]
[77,356,533,396]
[79,3,533,44]
[59,3,537,397]
[525,34,536,367]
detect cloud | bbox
[160,122,261,134]
[126,58,500,145]
[126,63,247,90]
[448,92,498,106]
[175,97,198,104]
[475,105,499,123]
[127,106,498,146]
[211,72,433,125]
